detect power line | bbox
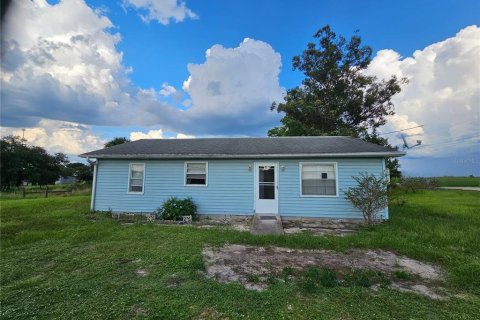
[420,133,480,147]
[415,134,480,152]
[378,125,424,136]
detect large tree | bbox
[104,137,130,148]
[0,136,69,189]
[269,25,406,176]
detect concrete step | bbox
[251,214,284,235]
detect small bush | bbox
[344,173,389,225]
[154,197,198,221]
[401,177,439,193]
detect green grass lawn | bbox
[1,191,479,319]
[436,176,480,187]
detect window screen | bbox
[301,163,336,196]
[186,162,207,185]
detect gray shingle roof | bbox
[79,136,405,159]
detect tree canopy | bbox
[0,136,69,189]
[269,25,406,176]
[104,137,130,148]
[0,136,94,189]
[61,162,94,182]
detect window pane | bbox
[131,171,143,178]
[302,179,336,195]
[129,185,143,192]
[259,166,274,182]
[129,164,144,192]
[187,163,205,170]
[131,164,144,179]
[186,162,207,185]
[186,174,206,185]
[302,164,336,195]
[187,168,205,174]
[259,184,275,199]
[302,164,335,180]
[187,163,206,174]
[130,178,143,186]
[131,164,144,171]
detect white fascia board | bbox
[80,151,406,159]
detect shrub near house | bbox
[155,197,198,221]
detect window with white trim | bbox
[301,163,337,196]
[128,163,145,193]
[185,162,207,186]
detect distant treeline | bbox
[1,136,93,190]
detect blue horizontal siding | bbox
[95,159,254,214]
[278,158,386,219]
[94,158,387,219]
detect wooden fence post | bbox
[45,186,49,198]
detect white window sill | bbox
[300,194,338,198]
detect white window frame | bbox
[299,162,339,197]
[184,161,208,187]
[127,163,145,194]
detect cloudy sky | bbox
[1,0,479,176]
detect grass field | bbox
[1,190,479,319]
[436,176,480,187]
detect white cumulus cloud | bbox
[183,38,285,134]
[175,133,195,139]
[130,129,164,140]
[123,0,197,25]
[0,120,104,155]
[1,1,285,139]
[129,129,194,140]
[1,0,160,127]
[367,25,480,158]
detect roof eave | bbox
[79,151,406,159]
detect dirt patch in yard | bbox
[202,244,447,299]
[282,218,363,236]
[196,215,252,232]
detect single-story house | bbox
[79,137,405,219]
[55,176,77,185]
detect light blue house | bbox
[80,137,404,219]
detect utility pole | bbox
[22,128,25,140]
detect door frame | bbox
[253,161,279,214]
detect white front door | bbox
[254,162,278,214]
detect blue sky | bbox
[89,0,479,90]
[1,0,479,175]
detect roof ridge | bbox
[137,136,354,141]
